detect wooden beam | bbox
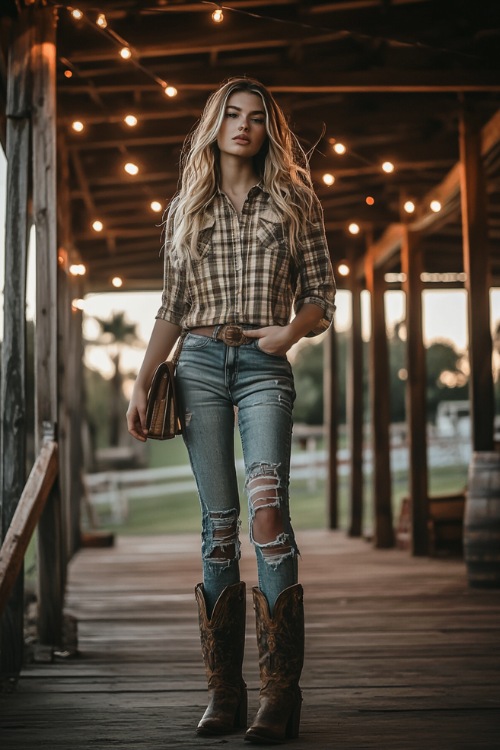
[347,260,364,538]
[365,246,394,548]
[31,6,64,647]
[459,105,494,452]
[0,9,32,679]
[0,443,58,616]
[401,228,428,555]
[324,325,338,529]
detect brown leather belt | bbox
[189,324,253,346]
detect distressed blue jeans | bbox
[176,331,299,615]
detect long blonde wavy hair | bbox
[165,77,317,261]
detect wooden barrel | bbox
[464,451,500,588]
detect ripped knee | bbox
[246,462,295,566]
[205,508,241,563]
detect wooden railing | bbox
[0,442,58,615]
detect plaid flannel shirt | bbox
[156,184,336,336]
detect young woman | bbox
[126,77,335,744]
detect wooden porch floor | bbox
[1,530,500,749]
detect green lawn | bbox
[89,433,469,537]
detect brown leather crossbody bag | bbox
[145,332,186,440]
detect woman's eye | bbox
[226,112,237,118]
[252,119,264,124]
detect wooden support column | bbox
[324,323,338,529]
[401,229,428,555]
[347,262,364,537]
[32,7,64,646]
[365,249,394,548]
[0,13,32,678]
[459,106,494,452]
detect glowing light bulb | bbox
[72,120,84,132]
[69,264,86,276]
[112,276,123,288]
[64,69,73,79]
[365,196,375,206]
[120,47,132,60]
[430,200,442,213]
[124,162,139,175]
[382,161,395,173]
[322,173,335,186]
[71,9,83,21]
[150,201,162,212]
[348,222,360,235]
[124,115,138,127]
[165,85,178,97]
[404,200,416,214]
[333,142,346,155]
[96,13,107,28]
[72,298,85,312]
[92,220,103,232]
[212,8,224,23]
[338,263,350,277]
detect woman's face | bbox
[216,91,268,160]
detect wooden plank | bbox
[365,249,394,548]
[401,228,429,555]
[324,325,338,529]
[0,8,33,679]
[347,259,363,537]
[0,443,58,615]
[459,104,494,452]
[31,5,65,647]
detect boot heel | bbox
[235,686,248,728]
[285,694,302,739]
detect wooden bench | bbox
[397,493,465,556]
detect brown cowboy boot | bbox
[245,584,304,745]
[195,581,247,736]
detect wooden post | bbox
[0,12,32,678]
[365,248,394,548]
[459,105,494,452]
[401,228,429,555]
[324,324,338,529]
[31,6,64,646]
[347,263,364,537]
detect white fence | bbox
[84,429,471,524]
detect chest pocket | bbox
[256,208,287,254]
[195,213,216,261]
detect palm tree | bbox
[91,312,143,447]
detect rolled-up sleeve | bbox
[294,196,336,336]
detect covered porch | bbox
[1,529,499,748]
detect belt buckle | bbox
[221,324,246,346]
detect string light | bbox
[338,262,350,276]
[69,263,86,276]
[382,161,395,173]
[212,8,224,23]
[150,201,162,212]
[96,13,107,29]
[365,196,375,206]
[348,222,360,235]
[404,200,416,214]
[112,277,123,288]
[71,9,83,21]
[64,69,73,79]
[333,142,346,155]
[322,173,335,186]
[72,298,85,312]
[430,199,442,213]
[120,47,132,60]
[92,220,103,232]
[124,115,138,127]
[124,162,139,175]
[71,120,84,132]
[164,85,178,97]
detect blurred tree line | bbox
[292,322,473,425]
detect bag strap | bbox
[169,329,188,367]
